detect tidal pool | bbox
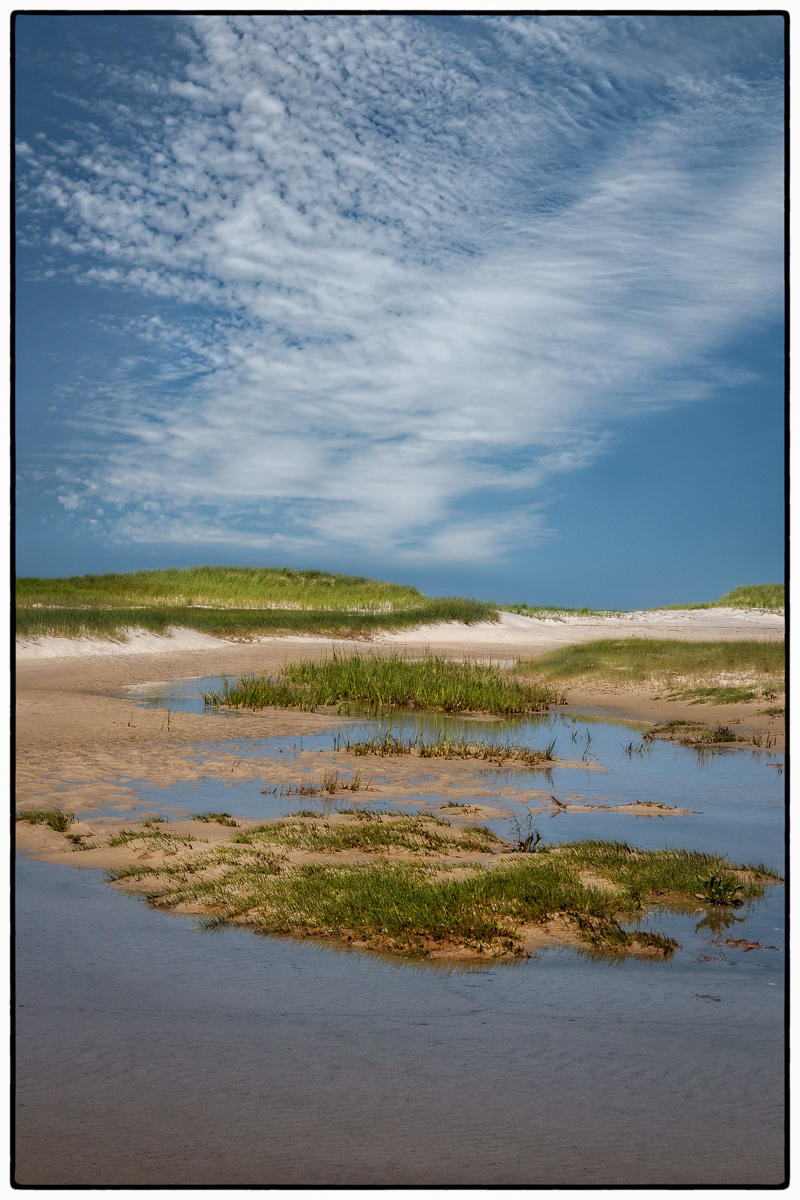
[14,677,786,1185]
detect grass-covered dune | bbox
[205,651,565,715]
[15,565,496,639]
[504,582,784,618]
[520,638,785,704]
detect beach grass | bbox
[332,728,557,766]
[16,808,75,833]
[15,566,496,639]
[503,583,784,617]
[678,583,784,612]
[205,651,565,715]
[518,638,784,692]
[103,825,780,961]
[643,720,740,746]
[228,814,501,855]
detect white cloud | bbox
[16,14,783,563]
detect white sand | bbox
[377,607,784,645]
[15,607,783,662]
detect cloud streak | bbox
[16,14,784,564]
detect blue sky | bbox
[15,13,785,607]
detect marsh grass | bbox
[206,651,564,715]
[16,809,74,833]
[193,812,238,826]
[228,815,501,856]
[520,638,784,693]
[16,567,496,639]
[102,829,779,960]
[664,685,763,704]
[644,721,740,746]
[107,827,194,851]
[333,728,557,766]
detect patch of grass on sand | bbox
[206,651,564,716]
[16,808,75,833]
[106,827,194,852]
[228,814,501,856]
[664,685,763,705]
[193,812,238,827]
[16,566,496,639]
[643,721,740,746]
[102,823,779,961]
[502,603,621,619]
[518,638,784,694]
[333,728,557,766]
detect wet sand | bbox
[16,610,785,818]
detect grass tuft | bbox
[16,808,74,833]
[206,651,564,716]
[333,728,557,766]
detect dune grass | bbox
[689,584,784,612]
[16,808,75,833]
[16,565,428,610]
[205,651,564,715]
[504,584,784,617]
[333,728,557,766]
[15,566,496,639]
[519,638,784,692]
[104,824,780,961]
[503,603,621,619]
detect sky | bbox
[14,13,785,608]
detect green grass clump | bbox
[106,827,193,851]
[16,809,74,833]
[206,651,564,716]
[520,639,784,689]
[16,566,496,639]
[228,815,501,856]
[502,603,620,619]
[193,812,238,827]
[665,685,762,704]
[334,728,557,766]
[644,721,740,746]
[105,834,779,961]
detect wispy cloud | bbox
[16,14,783,563]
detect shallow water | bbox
[124,675,785,871]
[14,678,786,1185]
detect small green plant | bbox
[193,812,238,827]
[66,831,97,850]
[695,873,746,907]
[16,809,75,833]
